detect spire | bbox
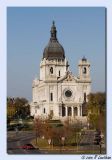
[50,21,57,41]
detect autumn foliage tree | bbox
[34,117,43,144]
[87,92,106,131]
[7,97,30,119]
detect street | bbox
[7,130,106,154]
[7,131,41,154]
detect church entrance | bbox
[74,107,77,116]
[68,107,72,116]
[62,106,66,117]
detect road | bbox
[7,130,106,154]
[79,130,106,154]
[7,131,41,154]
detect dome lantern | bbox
[50,21,57,41]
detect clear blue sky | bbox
[7,7,106,101]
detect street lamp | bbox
[61,136,65,150]
[48,138,51,149]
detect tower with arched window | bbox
[78,56,90,79]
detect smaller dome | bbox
[43,21,65,60]
[82,56,87,62]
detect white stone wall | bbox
[40,58,67,81]
[31,58,91,121]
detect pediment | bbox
[59,71,77,82]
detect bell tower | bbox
[78,56,90,80]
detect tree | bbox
[87,92,106,131]
[7,97,30,119]
[14,97,30,119]
[34,117,43,145]
[63,119,73,138]
[42,119,66,146]
[7,97,16,118]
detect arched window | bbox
[51,33,54,38]
[62,106,66,117]
[59,70,60,77]
[84,92,86,102]
[44,108,46,113]
[50,67,53,74]
[74,107,77,116]
[50,93,53,101]
[83,67,86,74]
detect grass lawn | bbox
[31,138,78,149]
[31,138,101,154]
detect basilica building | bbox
[30,22,91,122]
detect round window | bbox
[65,90,72,97]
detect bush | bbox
[48,120,61,123]
[56,124,63,127]
[52,138,60,146]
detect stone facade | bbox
[30,22,91,122]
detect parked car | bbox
[20,144,41,153]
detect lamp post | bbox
[59,136,65,153]
[61,136,65,151]
[48,138,51,149]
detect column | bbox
[66,107,68,117]
[72,106,74,117]
[78,106,80,116]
